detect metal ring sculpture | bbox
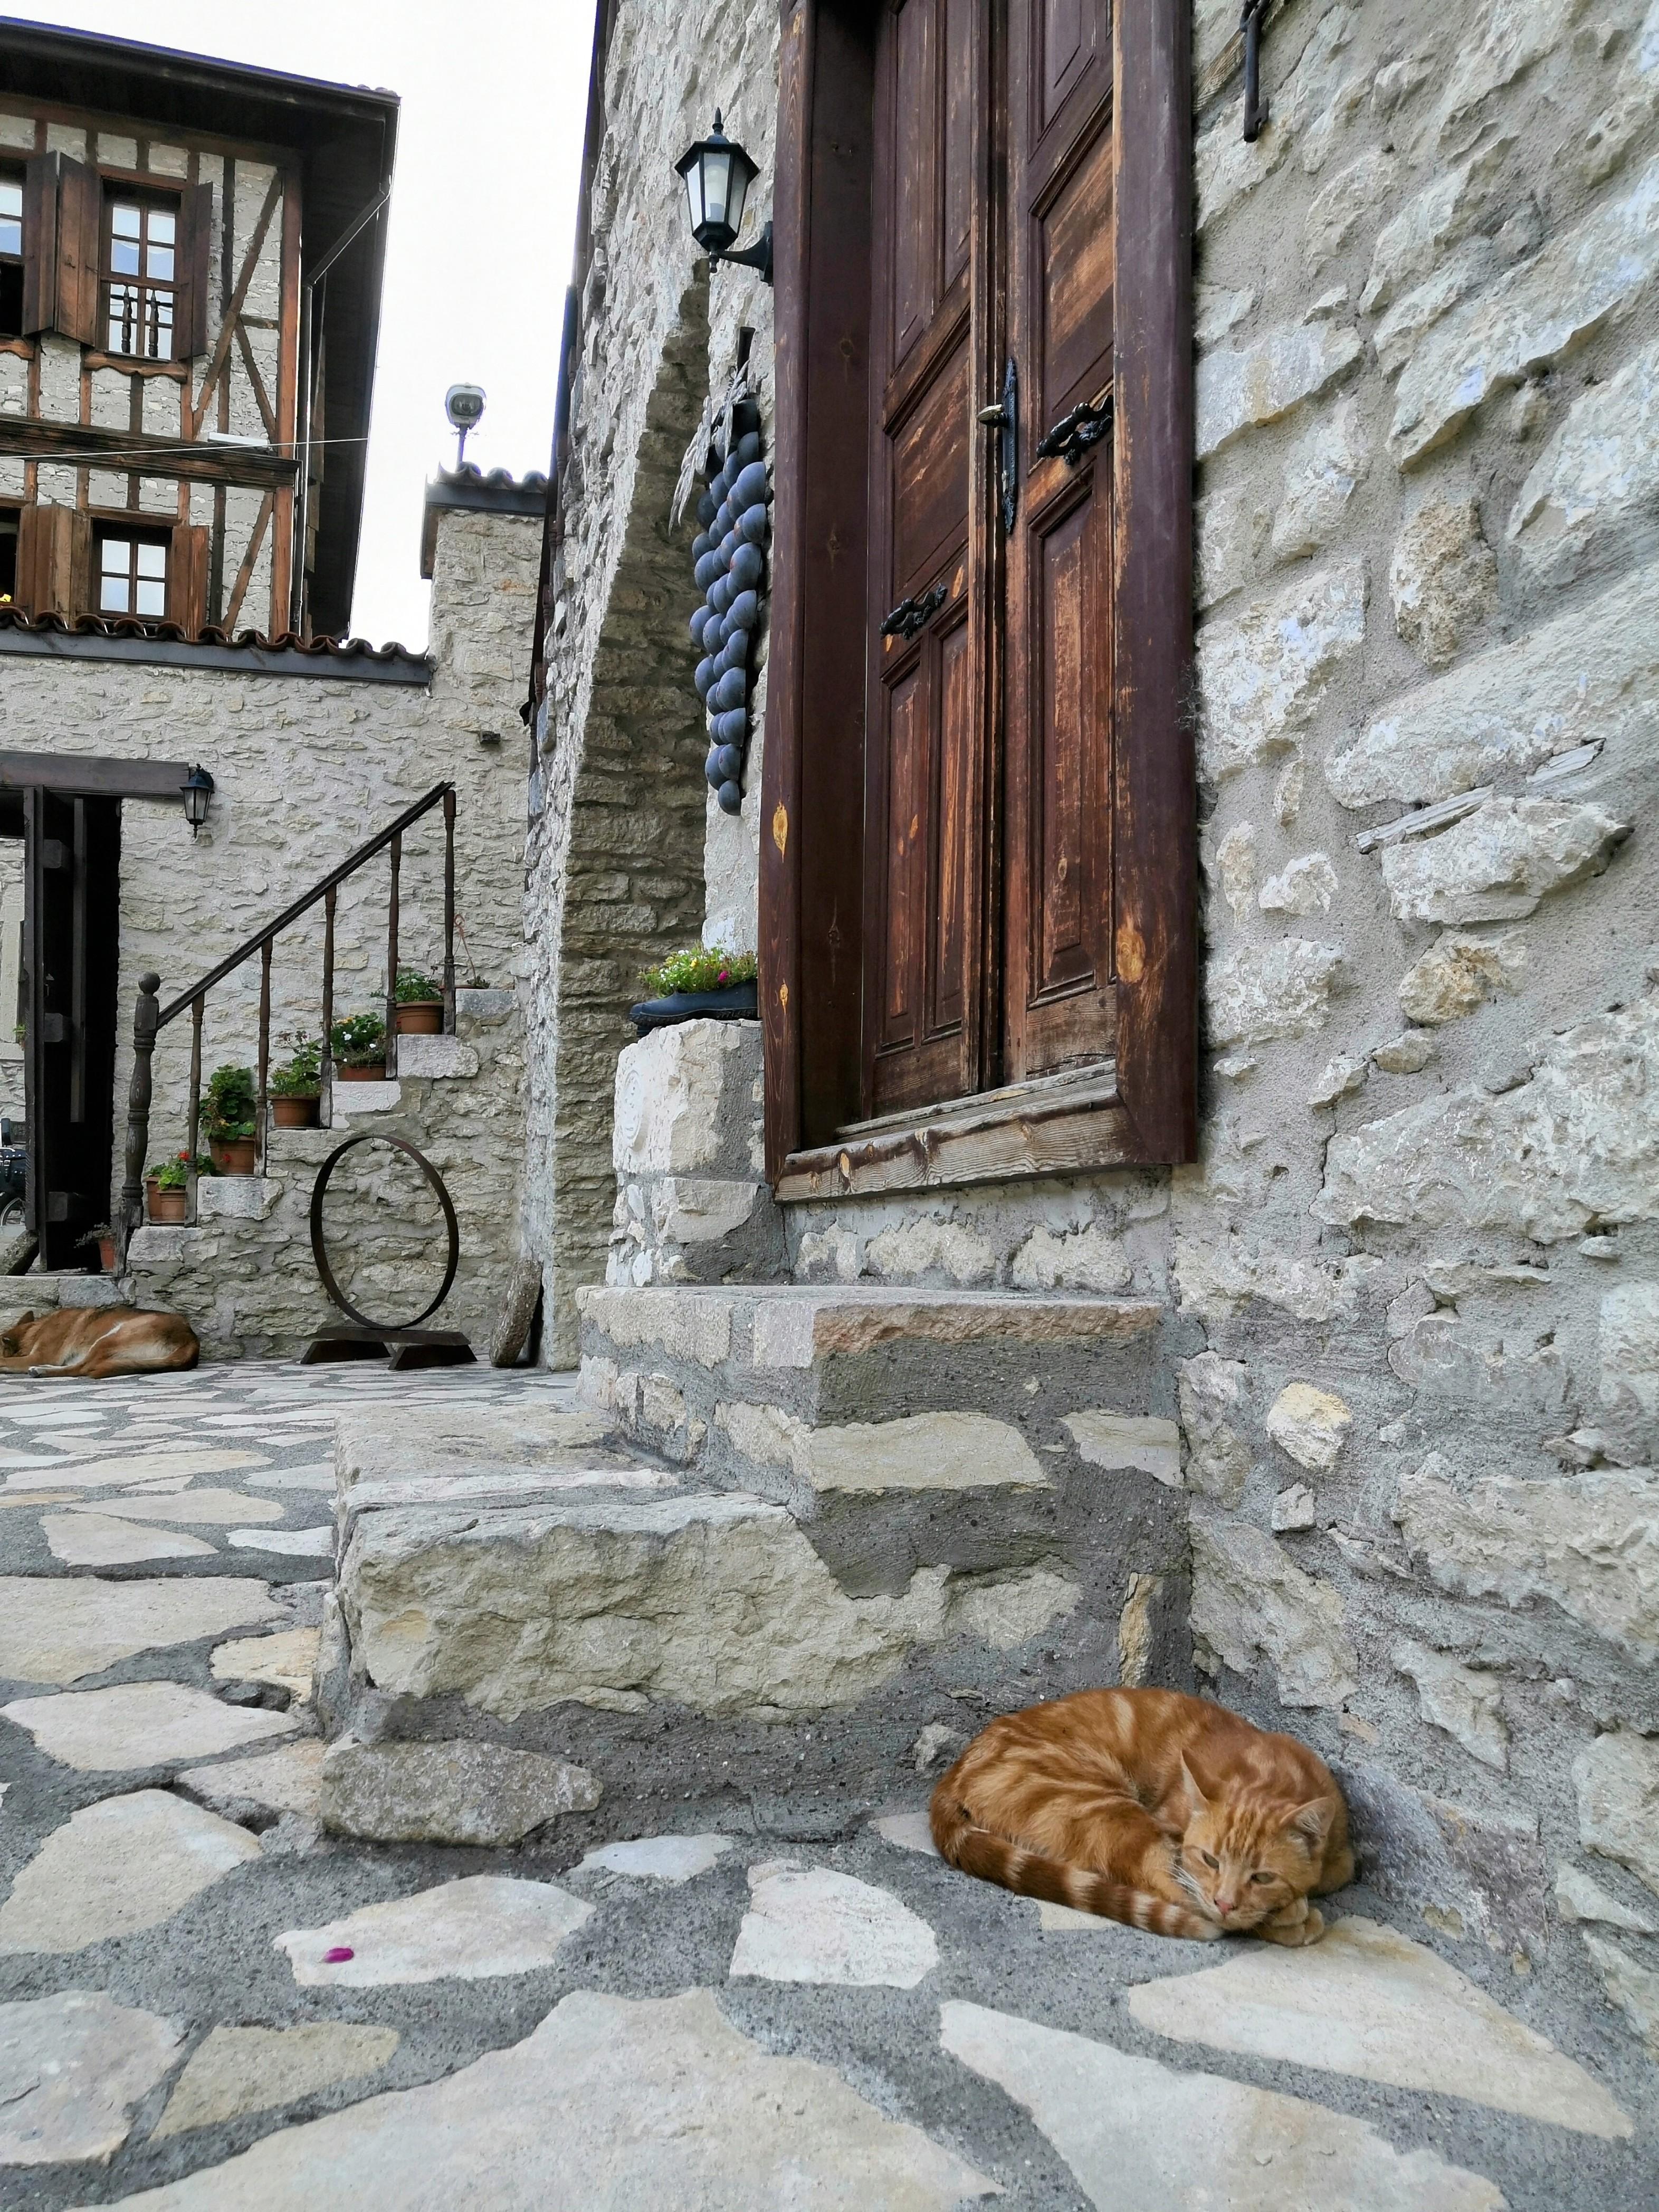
[309,1132,460,1331]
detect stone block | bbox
[1388,1317,1568,1415]
[1378,798,1629,923]
[1264,1384,1352,1471]
[1196,321,1362,460]
[1599,1283,1659,1451]
[1303,150,1395,276]
[1008,1223,1131,1293]
[612,1018,760,1179]
[1178,1353,1252,1504]
[1307,1053,1366,1108]
[866,1216,995,1285]
[1259,853,1336,917]
[800,1413,1050,1495]
[1338,1763,1550,1963]
[0,1991,182,2167]
[1575,1730,1659,1899]
[1271,397,1370,562]
[1206,938,1345,1047]
[54,1274,127,1307]
[654,1177,764,1245]
[1063,1413,1180,1488]
[1393,1639,1509,1770]
[336,1403,617,1491]
[1395,1454,1659,1662]
[1390,152,1659,467]
[320,1738,602,1845]
[1190,1513,1358,1708]
[394,1034,480,1079]
[326,1079,401,1118]
[1582,1933,1659,2062]
[1508,335,1659,594]
[1390,497,1499,668]
[197,1174,283,1222]
[455,986,516,1025]
[578,1283,735,1367]
[338,1488,1078,1723]
[1196,563,1367,785]
[1361,136,1519,315]
[1397,929,1527,1025]
[1326,561,1659,807]
[1555,1862,1656,1934]
[1317,996,1659,1245]
[1436,0,1575,150]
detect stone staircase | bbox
[314,1284,1196,1842]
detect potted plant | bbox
[269,1032,323,1128]
[628,946,759,1037]
[145,1152,214,1224]
[200,1063,259,1175]
[76,1222,117,1274]
[331,1010,388,1082]
[395,967,445,1035]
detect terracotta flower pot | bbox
[208,1135,258,1176]
[337,1062,387,1082]
[271,1094,321,1129]
[396,1000,443,1035]
[97,1234,116,1273]
[146,1181,187,1224]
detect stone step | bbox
[317,1364,1193,1840]
[576,1283,1181,1503]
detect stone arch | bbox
[540,281,713,1361]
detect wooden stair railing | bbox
[118,781,457,1261]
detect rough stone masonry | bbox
[524,0,1659,2093]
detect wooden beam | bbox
[0,751,193,801]
[0,415,295,489]
[189,169,284,438]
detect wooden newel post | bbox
[118,971,161,1266]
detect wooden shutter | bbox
[21,154,99,344]
[169,521,209,635]
[861,0,989,1121]
[174,180,213,360]
[1002,0,1117,1081]
[15,504,76,618]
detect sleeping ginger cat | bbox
[931,1687,1351,1943]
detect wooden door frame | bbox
[761,0,1195,1194]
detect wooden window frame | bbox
[102,186,180,364]
[760,0,1195,1197]
[0,166,22,341]
[92,521,172,622]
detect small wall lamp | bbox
[180,763,214,836]
[675,112,773,285]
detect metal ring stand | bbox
[300,1132,475,1369]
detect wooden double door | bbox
[864,0,1116,1119]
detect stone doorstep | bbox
[336,1462,682,1543]
[578,1283,1165,1373]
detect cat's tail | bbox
[930,1795,1221,1941]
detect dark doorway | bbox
[17,788,121,1266]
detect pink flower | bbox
[322,1946,355,1963]
[718,969,729,985]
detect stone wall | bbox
[124,990,521,1359]
[522,0,780,1362]
[539,0,1659,2062]
[0,498,537,1225]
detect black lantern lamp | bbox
[180,763,214,837]
[675,113,773,284]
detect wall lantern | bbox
[180,763,215,837]
[675,113,773,285]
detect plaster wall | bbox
[0,501,537,1252]
[547,0,1659,2056]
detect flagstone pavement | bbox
[0,1360,1653,2208]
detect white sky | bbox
[31,0,596,647]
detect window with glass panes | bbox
[105,195,177,359]
[96,530,168,618]
[0,171,21,338]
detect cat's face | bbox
[1178,1786,1330,1929]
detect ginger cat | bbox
[931,1687,1352,1943]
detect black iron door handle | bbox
[1036,393,1113,468]
[977,357,1019,534]
[880,580,949,641]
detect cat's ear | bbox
[1179,1757,1213,1812]
[1283,1798,1333,1852]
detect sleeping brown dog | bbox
[0,1306,199,1378]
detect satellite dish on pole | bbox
[444,384,486,468]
